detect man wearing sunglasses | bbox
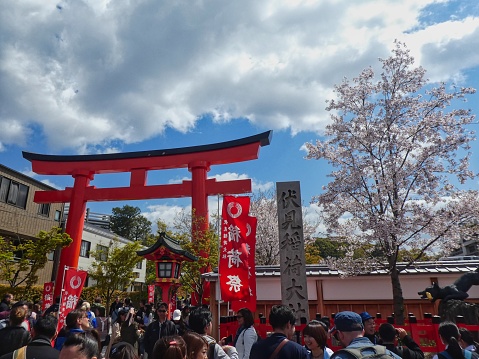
[329,312,400,359]
[143,302,177,358]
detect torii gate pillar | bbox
[23,131,272,303]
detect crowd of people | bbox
[0,292,479,359]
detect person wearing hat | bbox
[359,312,378,344]
[329,311,400,359]
[172,309,188,335]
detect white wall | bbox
[77,225,147,288]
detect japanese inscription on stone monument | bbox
[276,181,309,323]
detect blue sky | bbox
[1,0,479,231]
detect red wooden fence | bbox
[219,316,479,353]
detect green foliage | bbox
[305,237,347,263]
[0,227,72,288]
[110,205,152,243]
[88,238,143,310]
[173,211,218,304]
[0,284,43,303]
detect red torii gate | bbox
[23,131,272,301]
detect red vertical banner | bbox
[57,268,88,331]
[219,196,251,302]
[231,216,257,312]
[148,285,155,305]
[42,282,54,311]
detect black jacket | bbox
[0,326,31,356]
[383,335,425,359]
[144,320,177,357]
[0,336,59,359]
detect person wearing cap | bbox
[329,311,400,359]
[250,305,308,359]
[172,309,188,335]
[359,312,378,344]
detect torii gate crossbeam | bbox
[23,131,272,302]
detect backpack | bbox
[331,345,396,359]
[207,341,216,359]
[438,349,479,359]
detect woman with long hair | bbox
[434,321,475,359]
[459,328,478,352]
[183,331,208,359]
[303,320,334,359]
[232,308,257,359]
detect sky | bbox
[1,0,479,233]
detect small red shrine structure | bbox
[137,232,197,307]
[22,131,272,300]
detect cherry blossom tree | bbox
[250,190,317,265]
[305,41,478,324]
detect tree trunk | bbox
[390,267,405,325]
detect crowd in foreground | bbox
[0,292,479,359]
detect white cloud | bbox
[1,0,479,153]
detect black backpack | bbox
[331,345,396,359]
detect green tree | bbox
[306,42,477,323]
[173,209,218,304]
[0,227,72,289]
[110,205,152,243]
[88,238,142,310]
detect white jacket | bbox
[235,327,257,359]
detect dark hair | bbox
[152,335,186,359]
[237,308,255,328]
[62,332,101,359]
[269,305,295,330]
[439,321,465,359]
[157,302,168,309]
[303,320,328,349]
[9,306,27,326]
[378,323,396,342]
[12,300,27,309]
[110,341,139,359]
[124,298,132,306]
[459,328,476,347]
[66,309,87,329]
[183,331,208,359]
[189,307,212,334]
[33,315,58,339]
[3,293,13,300]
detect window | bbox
[0,176,29,209]
[136,261,142,269]
[96,244,109,261]
[54,210,61,221]
[157,262,172,278]
[80,240,91,258]
[38,203,51,217]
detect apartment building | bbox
[0,163,64,284]
[0,163,146,289]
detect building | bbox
[204,260,479,338]
[77,222,146,290]
[0,164,64,284]
[0,163,146,289]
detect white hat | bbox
[172,309,181,321]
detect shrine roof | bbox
[137,232,197,261]
[202,260,479,280]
